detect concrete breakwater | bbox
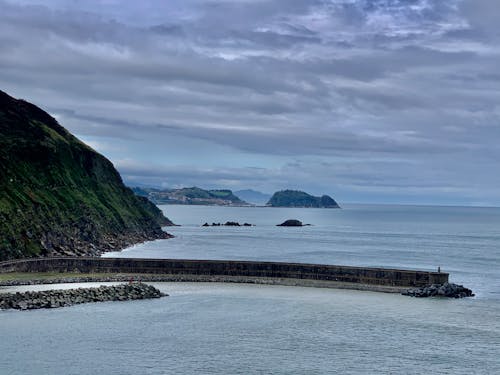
[0,257,448,290]
[0,283,165,310]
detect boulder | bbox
[277,219,303,227]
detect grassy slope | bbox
[0,90,172,260]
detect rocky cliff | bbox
[0,90,173,261]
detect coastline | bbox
[47,228,174,258]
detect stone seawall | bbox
[0,257,448,289]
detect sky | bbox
[1,0,499,206]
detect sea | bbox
[1,204,499,374]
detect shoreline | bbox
[50,228,174,258]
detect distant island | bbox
[267,190,340,208]
[133,186,249,206]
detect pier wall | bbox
[0,257,448,287]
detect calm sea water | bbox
[1,204,500,374]
[109,204,500,299]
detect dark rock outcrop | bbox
[277,219,304,227]
[202,221,254,227]
[402,282,474,298]
[0,90,174,260]
[0,283,166,310]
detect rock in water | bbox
[402,282,474,298]
[0,90,174,260]
[201,221,254,227]
[277,219,304,227]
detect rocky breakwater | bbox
[0,283,166,310]
[402,282,474,298]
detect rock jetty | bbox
[0,283,166,310]
[402,282,474,298]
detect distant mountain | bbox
[267,190,340,208]
[133,186,249,206]
[0,90,173,261]
[234,189,271,205]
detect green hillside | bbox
[0,90,173,261]
[133,186,249,206]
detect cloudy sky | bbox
[1,0,499,206]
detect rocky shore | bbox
[402,282,474,298]
[46,229,174,258]
[0,283,166,310]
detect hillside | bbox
[133,186,249,206]
[267,190,340,208]
[0,90,173,261]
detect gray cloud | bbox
[1,0,499,205]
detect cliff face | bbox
[0,90,173,261]
[267,190,340,208]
